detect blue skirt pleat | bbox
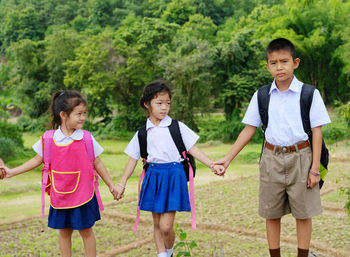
[139,162,191,213]
[48,194,101,230]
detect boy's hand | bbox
[211,164,226,176]
[213,157,230,169]
[115,183,126,200]
[307,170,320,188]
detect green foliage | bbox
[0,137,17,162]
[339,186,350,217]
[161,0,196,25]
[16,115,50,133]
[0,121,23,147]
[174,224,197,256]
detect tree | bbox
[161,0,196,25]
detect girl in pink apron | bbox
[114,80,225,257]
[1,90,118,257]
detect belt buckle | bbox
[281,146,288,153]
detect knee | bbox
[159,223,173,237]
[59,228,73,239]
[79,228,93,238]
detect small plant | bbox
[173,224,197,257]
[339,186,350,217]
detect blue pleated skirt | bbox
[139,162,191,213]
[48,194,101,230]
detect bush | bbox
[0,121,23,147]
[0,137,17,162]
[17,115,51,133]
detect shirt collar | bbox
[269,76,303,94]
[54,127,84,142]
[146,115,172,130]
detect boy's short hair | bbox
[266,38,296,60]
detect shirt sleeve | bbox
[124,131,140,160]
[178,122,200,151]
[32,138,42,157]
[310,89,331,128]
[91,135,104,157]
[242,91,262,127]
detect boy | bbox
[215,38,330,257]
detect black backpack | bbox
[138,119,196,181]
[257,83,329,188]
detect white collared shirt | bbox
[32,127,104,157]
[124,115,199,163]
[242,76,331,146]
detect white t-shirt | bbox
[32,127,103,158]
[242,76,331,146]
[124,115,199,163]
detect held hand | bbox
[307,170,320,188]
[109,184,119,200]
[115,183,126,200]
[0,158,5,179]
[0,165,12,179]
[211,164,225,176]
[213,157,230,169]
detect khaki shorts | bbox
[258,144,322,219]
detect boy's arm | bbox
[215,124,257,168]
[308,126,322,188]
[1,154,42,178]
[94,157,118,198]
[189,146,225,175]
[116,157,138,199]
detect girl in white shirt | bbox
[115,80,225,257]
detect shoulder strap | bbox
[168,119,186,155]
[300,84,316,139]
[257,84,272,133]
[42,130,55,164]
[138,124,148,159]
[83,130,95,161]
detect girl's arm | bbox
[189,146,225,175]
[94,157,118,198]
[116,157,138,200]
[308,126,322,188]
[2,154,42,178]
[215,124,257,168]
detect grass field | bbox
[0,134,349,256]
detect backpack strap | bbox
[83,130,104,211]
[168,119,197,230]
[41,130,55,217]
[257,84,271,159]
[300,84,315,140]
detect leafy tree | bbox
[161,0,196,25]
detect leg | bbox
[153,212,166,254]
[159,211,176,250]
[79,227,97,257]
[266,218,281,249]
[296,218,312,251]
[59,228,73,257]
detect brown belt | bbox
[265,141,310,153]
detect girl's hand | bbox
[211,164,225,176]
[109,184,120,200]
[0,158,5,179]
[115,183,126,200]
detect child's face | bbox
[145,91,171,124]
[61,103,87,131]
[266,49,300,86]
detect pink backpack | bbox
[41,130,104,216]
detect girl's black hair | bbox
[140,80,172,109]
[50,90,87,129]
[266,38,296,60]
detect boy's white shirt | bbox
[242,76,331,146]
[124,115,199,163]
[32,127,103,158]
